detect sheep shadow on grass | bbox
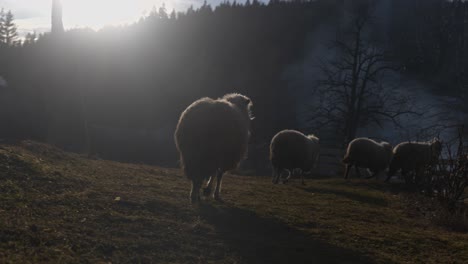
[199,203,375,264]
[298,186,389,207]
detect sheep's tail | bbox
[342,154,351,164]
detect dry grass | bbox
[0,141,467,263]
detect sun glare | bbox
[62,0,158,29]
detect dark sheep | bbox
[174,93,253,204]
[343,137,393,179]
[270,130,320,185]
[386,138,442,182]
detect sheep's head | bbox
[222,93,254,121]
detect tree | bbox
[169,9,177,20]
[158,4,168,20]
[309,5,417,145]
[0,10,18,46]
[52,0,65,34]
[24,31,38,45]
[0,8,5,44]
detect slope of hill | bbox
[0,141,467,263]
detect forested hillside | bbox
[1,0,467,170]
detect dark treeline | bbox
[0,0,337,171]
[0,0,467,172]
[390,0,468,98]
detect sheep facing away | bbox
[174,93,253,204]
[386,138,442,182]
[270,130,320,185]
[343,138,393,179]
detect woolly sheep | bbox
[386,138,442,182]
[174,93,253,204]
[270,130,320,185]
[343,137,393,179]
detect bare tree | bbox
[52,0,64,34]
[425,126,468,211]
[309,6,418,145]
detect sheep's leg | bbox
[272,168,281,184]
[296,168,302,176]
[214,169,224,201]
[401,170,410,184]
[384,169,394,182]
[365,170,379,179]
[384,173,392,182]
[355,167,362,178]
[314,154,320,169]
[387,165,397,182]
[190,178,202,205]
[283,169,291,184]
[203,175,215,197]
[414,168,423,185]
[408,170,417,185]
[344,164,352,179]
[300,169,306,185]
[401,170,407,183]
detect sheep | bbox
[386,138,442,182]
[343,138,393,179]
[174,93,253,204]
[270,130,320,185]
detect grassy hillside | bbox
[0,141,467,263]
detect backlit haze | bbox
[0,0,231,35]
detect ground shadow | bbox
[199,203,377,264]
[336,179,414,195]
[298,186,389,207]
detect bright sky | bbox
[0,0,229,36]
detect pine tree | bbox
[252,0,261,7]
[3,10,18,46]
[0,8,6,44]
[158,4,168,20]
[24,31,37,45]
[170,9,177,20]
